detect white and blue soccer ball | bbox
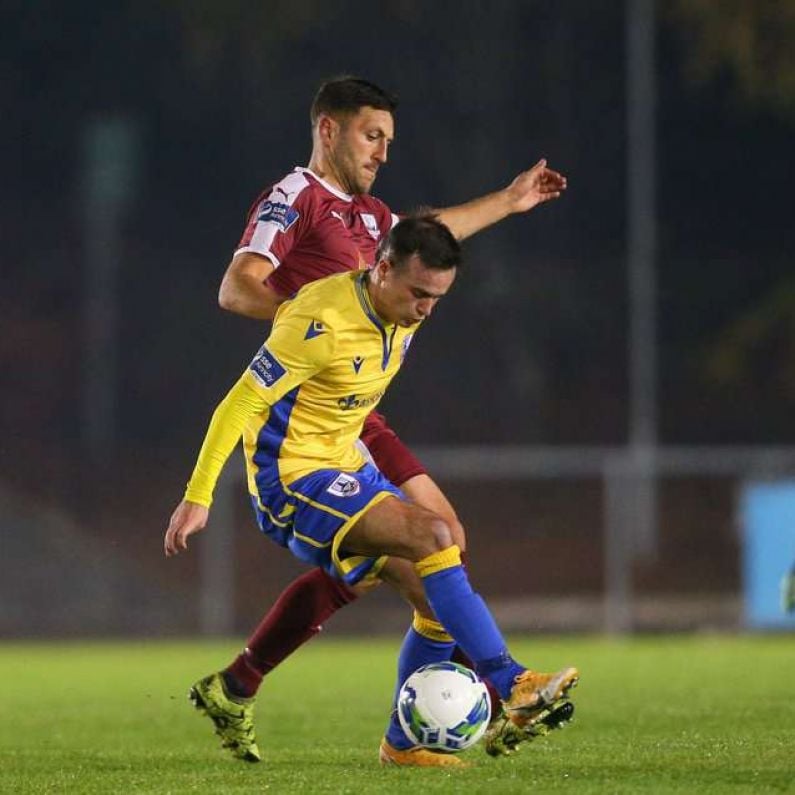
[397,661,491,752]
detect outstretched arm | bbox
[164,306,336,557]
[164,375,267,556]
[218,252,285,320]
[435,158,566,241]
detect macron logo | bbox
[304,320,326,340]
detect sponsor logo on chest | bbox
[337,391,384,411]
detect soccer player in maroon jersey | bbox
[201,77,568,764]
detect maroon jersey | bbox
[235,167,398,298]
[234,167,424,486]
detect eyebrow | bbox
[368,127,394,143]
[410,285,444,299]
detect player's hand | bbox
[781,567,795,613]
[505,158,567,213]
[164,499,209,557]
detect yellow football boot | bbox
[502,667,579,730]
[378,738,469,767]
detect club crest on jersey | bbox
[352,355,364,374]
[326,473,361,497]
[257,200,299,232]
[304,319,326,340]
[249,345,286,388]
[401,334,414,362]
[360,213,379,240]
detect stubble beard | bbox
[333,143,373,196]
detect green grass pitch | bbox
[1,635,793,793]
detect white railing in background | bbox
[205,446,795,636]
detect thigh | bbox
[359,414,466,551]
[277,464,402,586]
[341,494,449,562]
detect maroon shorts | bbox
[359,411,426,487]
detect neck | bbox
[362,273,390,326]
[307,150,348,194]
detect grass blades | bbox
[0,635,793,793]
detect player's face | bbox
[371,255,456,328]
[331,107,394,195]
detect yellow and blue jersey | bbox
[242,269,417,489]
[183,270,418,583]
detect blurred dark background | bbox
[2,1,794,636]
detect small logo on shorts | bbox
[326,473,361,497]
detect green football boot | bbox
[189,672,261,763]
[484,699,575,757]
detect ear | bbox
[317,114,338,146]
[374,258,390,286]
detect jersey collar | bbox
[295,167,352,202]
[355,272,398,371]
[355,272,387,330]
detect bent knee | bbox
[406,514,455,559]
[449,518,466,553]
[427,516,454,550]
[418,501,466,553]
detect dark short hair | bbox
[310,76,398,125]
[377,214,462,272]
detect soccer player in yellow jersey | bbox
[164,215,578,766]
[205,77,571,764]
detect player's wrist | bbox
[497,185,522,215]
[184,484,213,509]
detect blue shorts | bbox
[250,462,404,586]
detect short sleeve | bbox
[235,172,311,267]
